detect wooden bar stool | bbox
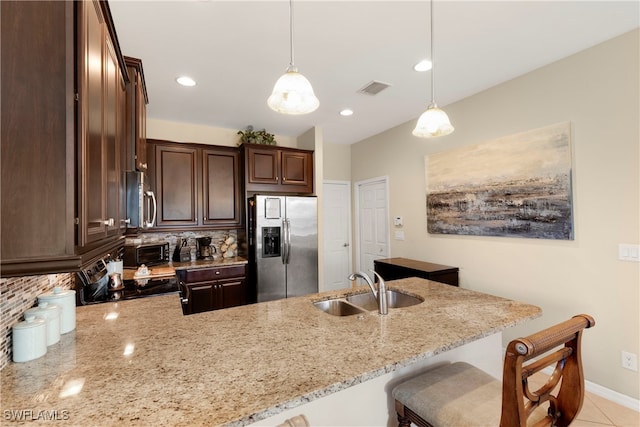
[392,314,595,427]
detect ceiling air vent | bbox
[358,80,391,96]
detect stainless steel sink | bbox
[313,290,423,316]
[313,299,366,316]
[346,290,423,311]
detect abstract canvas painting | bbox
[425,122,574,240]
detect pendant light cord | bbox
[430,0,435,105]
[289,0,295,68]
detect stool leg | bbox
[395,401,411,427]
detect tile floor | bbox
[573,392,639,427]
[528,373,639,426]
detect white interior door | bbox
[356,178,389,273]
[322,181,352,291]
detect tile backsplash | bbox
[128,230,240,261]
[0,273,74,370]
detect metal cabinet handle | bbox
[343,243,349,247]
[103,218,114,226]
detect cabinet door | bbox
[79,0,107,245]
[281,150,313,192]
[187,282,216,314]
[104,35,121,237]
[246,146,279,185]
[118,70,128,231]
[202,148,241,227]
[1,1,75,270]
[124,57,148,173]
[218,278,246,309]
[136,75,147,172]
[154,144,198,227]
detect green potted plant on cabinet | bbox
[237,125,277,146]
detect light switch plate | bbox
[618,244,640,262]
[394,231,405,241]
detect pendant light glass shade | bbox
[268,0,319,115]
[268,65,319,115]
[413,103,454,137]
[413,0,453,138]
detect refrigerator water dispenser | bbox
[262,227,281,258]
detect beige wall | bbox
[323,142,352,182]
[351,30,639,399]
[147,118,297,147]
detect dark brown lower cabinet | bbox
[374,258,459,287]
[177,264,247,315]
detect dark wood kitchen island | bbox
[0,279,540,426]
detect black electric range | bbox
[75,258,178,306]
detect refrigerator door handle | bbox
[281,219,288,264]
[286,219,292,264]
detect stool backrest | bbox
[500,314,596,427]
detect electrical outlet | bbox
[622,351,638,371]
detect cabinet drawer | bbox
[180,265,246,282]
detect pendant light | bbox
[413,0,454,138]
[267,0,319,115]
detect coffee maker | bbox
[196,237,215,260]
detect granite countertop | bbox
[170,256,248,270]
[123,257,248,280]
[0,278,541,426]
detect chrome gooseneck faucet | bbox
[348,270,388,315]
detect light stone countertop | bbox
[123,257,248,280]
[0,278,541,426]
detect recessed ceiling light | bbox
[339,109,354,117]
[413,59,432,72]
[176,76,196,87]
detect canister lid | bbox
[25,302,61,319]
[12,315,46,330]
[39,287,76,300]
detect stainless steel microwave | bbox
[123,242,169,267]
[126,171,156,229]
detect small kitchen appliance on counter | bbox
[76,256,178,306]
[196,237,216,260]
[123,242,169,267]
[173,239,192,262]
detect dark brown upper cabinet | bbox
[147,140,242,230]
[124,56,148,173]
[77,0,126,246]
[1,0,128,277]
[150,143,199,227]
[242,144,314,194]
[202,147,242,227]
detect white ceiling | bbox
[109,1,639,145]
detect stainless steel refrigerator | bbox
[249,195,318,302]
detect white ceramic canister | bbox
[25,302,61,346]
[38,287,76,334]
[107,260,123,275]
[12,315,47,362]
